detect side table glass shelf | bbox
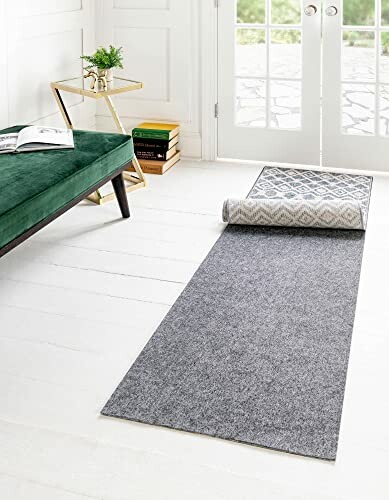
[50,76,147,205]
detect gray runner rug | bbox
[102,168,372,460]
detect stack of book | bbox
[132,122,180,175]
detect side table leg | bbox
[51,85,105,203]
[51,87,74,129]
[104,95,147,190]
[104,96,126,134]
[123,155,148,187]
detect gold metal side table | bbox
[50,76,147,205]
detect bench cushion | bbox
[0,126,134,249]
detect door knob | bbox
[325,5,338,16]
[304,4,318,16]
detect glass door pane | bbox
[235,2,303,130]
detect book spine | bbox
[134,142,169,151]
[130,164,164,174]
[135,150,169,161]
[140,166,163,175]
[134,141,170,151]
[133,130,170,140]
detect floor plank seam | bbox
[132,205,218,217]
[0,416,194,463]
[5,259,189,285]
[0,369,94,390]
[0,416,294,487]
[23,241,203,264]
[0,472,101,500]
[0,277,178,307]
[0,303,168,329]
[0,335,100,354]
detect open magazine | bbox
[0,126,74,154]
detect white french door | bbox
[323,0,389,170]
[218,0,389,171]
[218,0,321,164]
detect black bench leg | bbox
[112,173,130,218]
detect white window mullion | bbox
[266,0,271,127]
[375,0,381,136]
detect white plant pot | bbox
[98,68,114,82]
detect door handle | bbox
[325,5,338,16]
[304,4,318,16]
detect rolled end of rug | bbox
[222,197,365,230]
[222,199,231,223]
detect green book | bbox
[132,122,179,141]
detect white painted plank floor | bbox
[0,160,388,500]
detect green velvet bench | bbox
[0,126,133,258]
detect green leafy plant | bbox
[347,32,357,47]
[81,45,124,70]
[383,33,389,55]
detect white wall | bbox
[0,0,206,158]
[95,0,202,158]
[0,0,96,131]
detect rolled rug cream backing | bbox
[222,198,365,230]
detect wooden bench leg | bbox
[111,173,130,218]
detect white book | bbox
[0,126,74,154]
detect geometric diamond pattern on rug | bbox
[249,167,372,226]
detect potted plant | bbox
[81,45,124,83]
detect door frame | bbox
[201,0,218,161]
